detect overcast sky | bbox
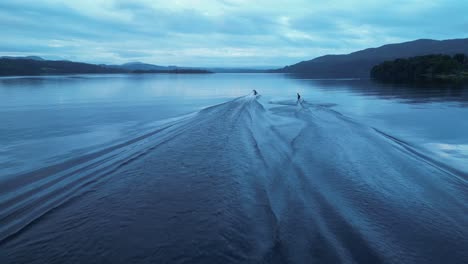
[1,0,467,67]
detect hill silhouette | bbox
[278,38,468,78]
[0,58,211,76]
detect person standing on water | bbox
[297,93,301,103]
[253,89,258,95]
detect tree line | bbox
[371,54,468,82]
[0,58,212,76]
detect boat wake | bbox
[1,95,467,263]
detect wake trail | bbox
[0,111,200,242]
[1,95,467,263]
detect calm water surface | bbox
[1,73,467,175]
[0,73,467,263]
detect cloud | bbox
[0,0,467,67]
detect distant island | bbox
[371,54,468,82]
[0,57,212,76]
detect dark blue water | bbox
[0,74,467,263]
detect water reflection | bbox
[1,74,467,176]
[286,75,468,105]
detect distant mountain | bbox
[105,62,178,71]
[0,58,124,76]
[0,57,275,75]
[0,58,211,76]
[278,38,468,78]
[104,62,276,73]
[0,56,44,61]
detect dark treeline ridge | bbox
[371,54,468,82]
[277,38,468,78]
[0,58,212,76]
[0,58,124,76]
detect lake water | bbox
[0,73,467,263]
[1,74,467,176]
